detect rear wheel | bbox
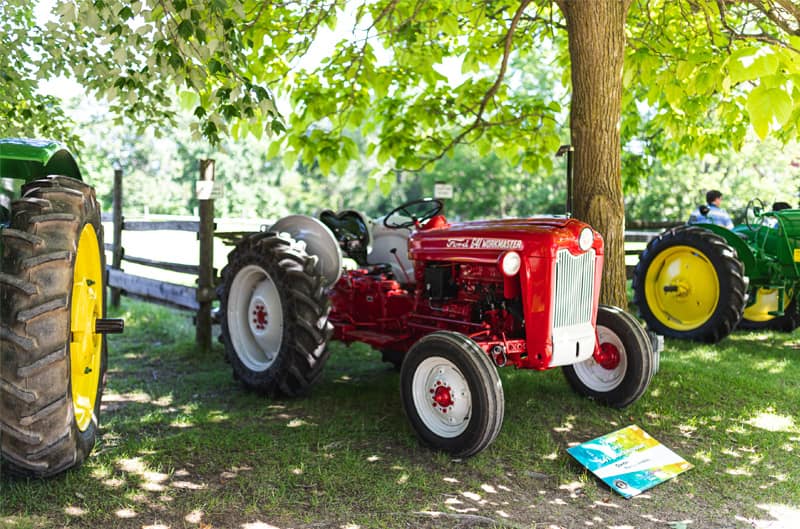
[563,305,654,408]
[218,232,333,397]
[739,288,800,332]
[632,226,747,342]
[0,176,107,478]
[400,332,504,458]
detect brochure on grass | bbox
[567,425,693,498]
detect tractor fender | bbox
[269,214,343,287]
[0,138,82,182]
[693,222,756,276]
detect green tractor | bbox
[633,201,800,343]
[0,138,122,478]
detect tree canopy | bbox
[3,0,799,305]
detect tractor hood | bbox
[0,138,82,182]
[409,216,604,262]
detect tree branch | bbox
[715,0,800,53]
[406,0,533,171]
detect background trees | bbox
[3,0,800,305]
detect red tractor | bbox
[218,194,656,457]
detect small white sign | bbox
[196,180,224,200]
[434,183,453,199]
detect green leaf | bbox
[178,90,199,111]
[282,149,298,169]
[441,14,459,36]
[318,156,331,176]
[746,86,772,140]
[177,19,194,40]
[768,87,793,126]
[267,140,282,159]
[379,173,393,195]
[731,49,779,84]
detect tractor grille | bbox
[553,248,596,329]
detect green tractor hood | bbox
[0,138,82,182]
[1,138,82,225]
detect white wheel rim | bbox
[573,325,627,392]
[411,356,471,438]
[227,264,284,372]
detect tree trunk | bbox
[556,0,632,309]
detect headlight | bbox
[579,227,594,251]
[499,251,522,277]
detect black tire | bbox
[400,332,504,458]
[1,176,107,478]
[563,305,654,408]
[632,225,747,342]
[217,232,333,397]
[739,288,800,332]
[380,349,404,370]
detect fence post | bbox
[196,159,216,352]
[110,165,123,308]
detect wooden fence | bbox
[104,160,217,351]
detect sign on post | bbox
[434,182,453,199]
[195,180,224,200]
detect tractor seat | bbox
[319,209,372,266]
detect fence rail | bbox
[104,161,217,351]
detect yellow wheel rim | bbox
[644,245,720,331]
[743,288,792,322]
[70,224,103,432]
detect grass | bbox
[2,299,800,529]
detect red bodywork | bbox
[329,215,604,370]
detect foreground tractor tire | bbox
[0,176,107,478]
[563,305,654,408]
[739,288,800,332]
[632,226,747,342]
[400,332,504,458]
[218,232,333,397]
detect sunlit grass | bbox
[2,299,799,528]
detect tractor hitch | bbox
[95,318,125,334]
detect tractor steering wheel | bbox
[745,198,768,232]
[383,198,444,230]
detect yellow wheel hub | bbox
[644,245,720,331]
[70,224,103,432]
[743,288,791,322]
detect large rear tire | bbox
[632,226,747,342]
[217,232,333,397]
[563,305,654,408]
[400,332,504,458]
[0,176,107,478]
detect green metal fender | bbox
[1,138,82,224]
[692,222,757,277]
[0,138,82,182]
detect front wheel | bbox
[400,332,504,458]
[563,305,654,408]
